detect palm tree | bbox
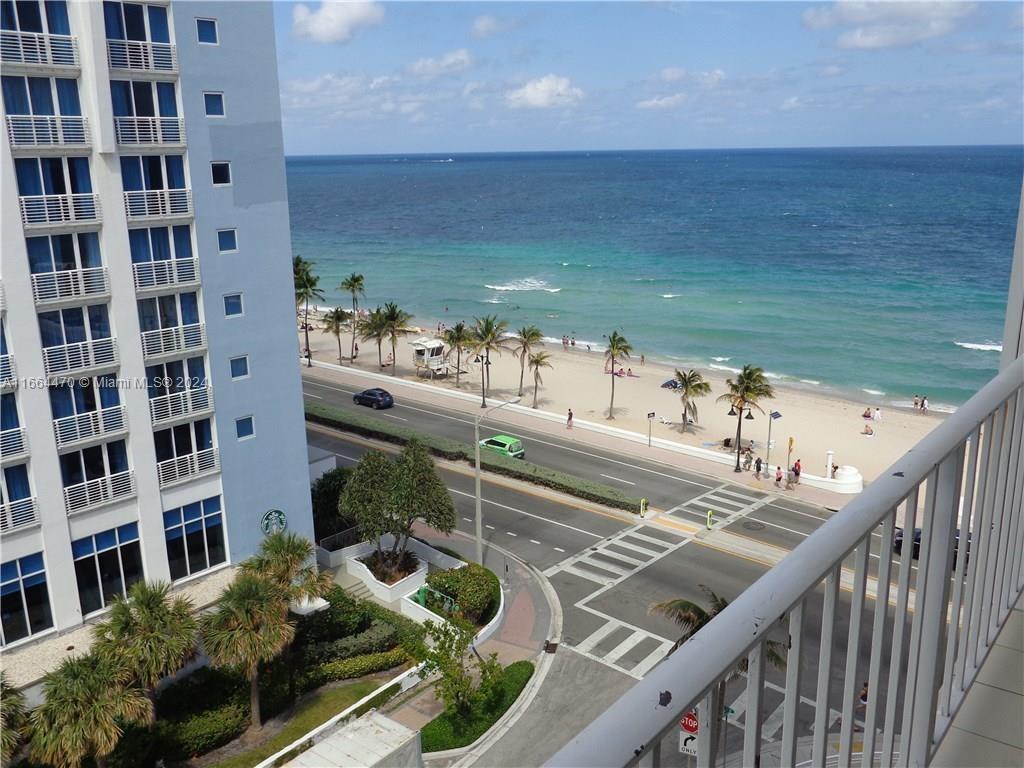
[201,573,295,735]
[513,325,544,397]
[528,350,553,409]
[674,368,712,433]
[29,653,152,768]
[292,255,312,290]
[92,581,197,708]
[1,671,26,764]
[716,364,775,472]
[604,330,633,419]
[359,306,388,368]
[472,315,509,406]
[382,302,414,376]
[443,321,472,388]
[321,307,351,365]
[339,273,365,361]
[294,261,324,367]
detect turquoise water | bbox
[286,146,1022,409]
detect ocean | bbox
[286,146,1022,410]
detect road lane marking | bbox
[485,524,495,530]
[463,517,473,523]
[380,412,408,421]
[600,473,636,486]
[530,539,541,545]
[446,487,604,539]
[553,547,566,553]
[506,531,517,537]
[304,393,323,399]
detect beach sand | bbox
[297,313,946,485]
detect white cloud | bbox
[803,2,976,49]
[698,69,726,88]
[636,93,687,110]
[292,1,384,44]
[660,67,687,82]
[820,64,845,76]
[780,96,807,111]
[472,15,501,39]
[505,74,584,109]
[958,96,1007,114]
[409,49,473,79]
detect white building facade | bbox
[0,0,312,648]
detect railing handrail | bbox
[1,29,79,68]
[6,114,89,147]
[546,355,1024,768]
[0,496,39,533]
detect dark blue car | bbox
[353,388,394,409]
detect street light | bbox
[766,410,782,472]
[727,402,755,472]
[474,397,521,564]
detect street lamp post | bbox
[474,397,521,564]
[727,402,756,472]
[766,410,782,472]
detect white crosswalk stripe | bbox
[565,616,675,680]
[667,484,774,528]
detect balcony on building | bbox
[0,323,13,390]
[121,154,191,222]
[0,30,78,72]
[133,256,198,292]
[6,114,89,151]
[41,337,117,378]
[49,374,128,450]
[138,291,204,360]
[31,267,109,306]
[3,74,89,153]
[16,156,99,230]
[106,39,176,75]
[63,469,135,515]
[52,405,127,450]
[157,447,218,488]
[114,115,183,147]
[140,322,205,361]
[130,225,199,292]
[0,495,38,534]
[0,428,27,464]
[123,187,191,221]
[150,385,213,426]
[154,417,217,487]
[19,192,100,229]
[104,0,176,74]
[39,304,117,378]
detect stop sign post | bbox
[679,711,698,756]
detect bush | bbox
[426,564,500,625]
[158,703,249,759]
[156,666,243,721]
[316,649,409,683]
[311,467,354,540]
[297,585,371,644]
[304,619,399,666]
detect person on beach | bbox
[627,367,633,377]
[567,409,574,429]
[755,456,763,479]
[921,396,929,414]
[913,394,920,410]
[775,466,783,488]
[862,423,875,436]
[354,343,359,358]
[874,407,882,421]
[586,344,591,352]
[641,354,645,366]
[862,407,872,419]
[571,336,576,347]
[794,459,802,484]
[831,463,839,479]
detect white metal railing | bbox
[140,323,205,359]
[123,188,192,220]
[19,193,101,228]
[548,355,1024,768]
[157,447,218,487]
[6,115,89,147]
[0,280,5,313]
[0,354,13,388]
[63,469,135,515]
[42,337,117,377]
[31,266,109,304]
[132,257,199,291]
[106,39,177,73]
[114,116,184,145]
[149,386,212,425]
[53,405,127,448]
[0,427,27,459]
[0,496,39,533]
[1,30,78,68]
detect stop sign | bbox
[681,711,699,734]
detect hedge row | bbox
[426,563,501,626]
[313,649,409,685]
[303,619,398,666]
[305,401,642,512]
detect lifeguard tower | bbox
[409,337,448,378]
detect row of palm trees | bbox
[1,533,328,768]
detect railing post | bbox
[696,685,720,768]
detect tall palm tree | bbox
[674,368,712,433]
[716,364,775,472]
[528,350,553,409]
[382,302,414,376]
[1,671,26,764]
[92,580,197,709]
[29,653,152,768]
[472,315,509,406]
[321,307,350,365]
[513,325,544,397]
[292,255,312,289]
[294,262,324,367]
[443,321,472,388]
[604,330,633,419]
[339,273,365,361]
[201,573,295,735]
[359,306,388,368]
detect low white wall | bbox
[346,555,427,604]
[474,573,506,645]
[400,592,446,624]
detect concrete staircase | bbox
[345,580,373,602]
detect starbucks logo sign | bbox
[261,509,287,535]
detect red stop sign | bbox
[681,711,699,734]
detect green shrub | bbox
[426,563,500,625]
[317,649,409,683]
[158,702,249,760]
[297,585,371,644]
[156,666,243,721]
[360,599,426,658]
[304,619,399,665]
[311,467,354,540]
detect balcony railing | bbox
[149,386,213,425]
[6,115,89,148]
[0,427,27,460]
[0,354,13,388]
[19,193,101,228]
[31,266,109,305]
[140,323,205,359]
[42,337,117,377]
[53,405,127,449]
[0,497,39,533]
[1,30,78,68]
[106,39,177,73]
[64,470,135,515]
[114,116,184,145]
[548,355,1024,768]
[157,447,219,487]
[123,188,192,221]
[132,257,199,292]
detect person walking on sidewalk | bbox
[775,466,783,488]
[754,456,763,479]
[566,408,574,429]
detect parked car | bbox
[353,388,394,409]
[479,434,525,459]
[894,527,970,566]
[661,379,681,389]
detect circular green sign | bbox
[261,509,287,535]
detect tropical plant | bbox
[382,301,414,376]
[1,671,26,765]
[339,272,365,361]
[294,259,324,367]
[472,315,509,406]
[342,450,396,561]
[92,580,198,707]
[604,330,633,419]
[528,350,553,409]
[418,618,501,716]
[443,321,473,388]
[673,368,712,433]
[29,653,152,768]
[321,307,351,365]
[716,364,775,470]
[201,574,295,735]
[389,439,456,559]
[292,255,312,291]
[512,325,544,397]
[358,306,389,369]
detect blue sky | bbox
[272,1,1024,155]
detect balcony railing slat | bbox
[132,257,199,291]
[779,600,804,768]
[0,496,39,533]
[106,39,177,72]
[114,116,185,145]
[6,114,89,147]
[741,641,765,767]
[838,538,871,767]
[864,510,897,761]
[123,188,192,220]
[1,30,78,67]
[812,566,840,767]
[994,392,1022,619]
[0,354,14,388]
[31,266,109,304]
[157,447,218,487]
[63,469,135,514]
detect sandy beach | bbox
[297,311,947,485]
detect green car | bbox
[480,434,525,459]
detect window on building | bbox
[216,229,237,253]
[211,162,231,186]
[58,438,129,489]
[203,91,224,117]
[146,355,206,401]
[1,76,81,118]
[223,293,243,317]
[2,0,70,35]
[37,303,112,351]
[128,225,192,265]
[14,155,91,197]
[0,552,53,646]
[71,523,143,616]
[153,418,212,464]
[2,464,32,507]
[163,496,225,581]
[120,154,185,193]
[48,374,120,424]
[196,17,218,44]
[235,416,254,440]
[229,355,249,379]
[103,2,168,44]
[136,291,199,333]
[25,231,101,278]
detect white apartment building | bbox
[0,0,313,649]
